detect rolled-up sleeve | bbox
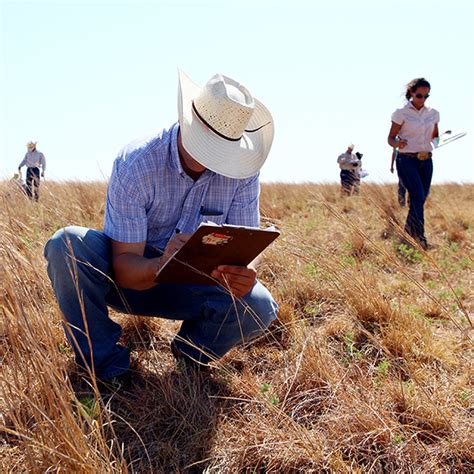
[226,173,260,228]
[103,163,148,243]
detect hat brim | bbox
[177,69,274,179]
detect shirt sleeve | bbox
[103,162,148,243]
[338,153,355,165]
[226,173,260,228]
[18,154,27,168]
[337,153,349,164]
[391,108,404,125]
[40,153,46,172]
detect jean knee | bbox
[244,283,278,331]
[44,226,80,264]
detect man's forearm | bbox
[113,253,161,290]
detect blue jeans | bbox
[397,180,407,206]
[396,154,433,244]
[26,167,40,201]
[44,226,278,379]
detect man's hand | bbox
[390,165,394,173]
[41,172,45,178]
[211,265,257,298]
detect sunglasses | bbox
[415,93,430,99]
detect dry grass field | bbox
[0,180,473,473]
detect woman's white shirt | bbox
[391,102,439,153]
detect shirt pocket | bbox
[198,207,226,226]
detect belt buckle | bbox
[417,152,430,160]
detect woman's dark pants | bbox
[396,154,433,246]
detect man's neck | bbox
[182,164,204,181]
[177,132,206,180]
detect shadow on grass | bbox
[71,366,230,472]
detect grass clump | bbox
[0,180,472,472]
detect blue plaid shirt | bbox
[103,123,260,250]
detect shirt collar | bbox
[169,122,185,176]
[406,101,429,113]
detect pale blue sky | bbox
[1,0,473,183]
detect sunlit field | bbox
[1,180,472,472]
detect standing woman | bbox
[387,78,439,249]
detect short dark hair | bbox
[405,78,431,101]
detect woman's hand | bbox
[397,139,408,149]
[211,265,257,298]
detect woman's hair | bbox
[405,78,431,100]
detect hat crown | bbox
[193,74,255,140]
[178,68,274,179]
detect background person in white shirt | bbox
[337,144,362,195]
[387,78,439,249]
[18,141,46,201]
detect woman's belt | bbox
[399,152,432,161]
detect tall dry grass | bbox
[0,180,472,472]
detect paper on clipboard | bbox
[432,129,467,148]
[154,224,280,285]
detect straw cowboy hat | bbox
[27,141,37,149]
[178,69,274,179]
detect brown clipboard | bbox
[154,224,280,285]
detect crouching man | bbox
[44,70,278,384]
